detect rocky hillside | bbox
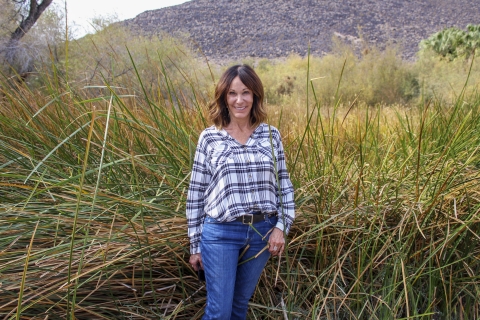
[123,0,480,61]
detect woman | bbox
[186,64,295,319]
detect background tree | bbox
[420,24,480,60]
[0,0,53,75]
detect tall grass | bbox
[254,39,480,110]
[1,42,480,319]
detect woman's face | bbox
[226,76,253,123]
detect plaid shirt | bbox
[186,123,295,254]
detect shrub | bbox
[420,24,480,61]
[255,41,420,108]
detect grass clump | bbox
[1,34,480,319]
[255,40,420,108]
[254,37,479,112]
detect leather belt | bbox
[233,212,277,224]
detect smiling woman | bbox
[187,64,296,319]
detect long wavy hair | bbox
[208,64,266,128]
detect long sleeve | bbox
[272,129,295,233]
[186,132,211,254]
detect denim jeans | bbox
[200,215,277,320]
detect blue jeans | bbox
[200,215,277,320]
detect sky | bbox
[63,0,191,36]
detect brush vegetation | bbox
[1,22,480,319]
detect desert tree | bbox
[420,24,480,61]
[0,0,53,75]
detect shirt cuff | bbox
[190,237,201,254]
[275,220,292,235]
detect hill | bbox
[123,0,480,61]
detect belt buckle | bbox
[241,214,253,224]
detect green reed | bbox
[1,47,479,319]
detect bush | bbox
[420,24,480,61]
[255,40,420,108]
[68,26,206,94]
[1,52,480,319]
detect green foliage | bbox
[256,42,420,107]
[69,26,169,82]
[415,49,480,102]
[253,39,478,110]
[1,38,480,319]
[1,21,480,319]
[21,21,214,108]
[420,24,480,60]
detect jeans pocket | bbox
[266,215,278,227]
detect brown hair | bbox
[208,64,266,128]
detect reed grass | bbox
[1,44,479,319]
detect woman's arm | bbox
[186,132,211,255]
[273,129,295,234]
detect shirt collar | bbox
[217,123,265,145]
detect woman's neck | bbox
[223,120,256,145]
[225,118,252,131]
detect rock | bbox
[122,0,480,61]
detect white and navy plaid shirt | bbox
[186,123,295,254]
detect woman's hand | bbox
[268,227,285,256]
[189,253,203,271]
